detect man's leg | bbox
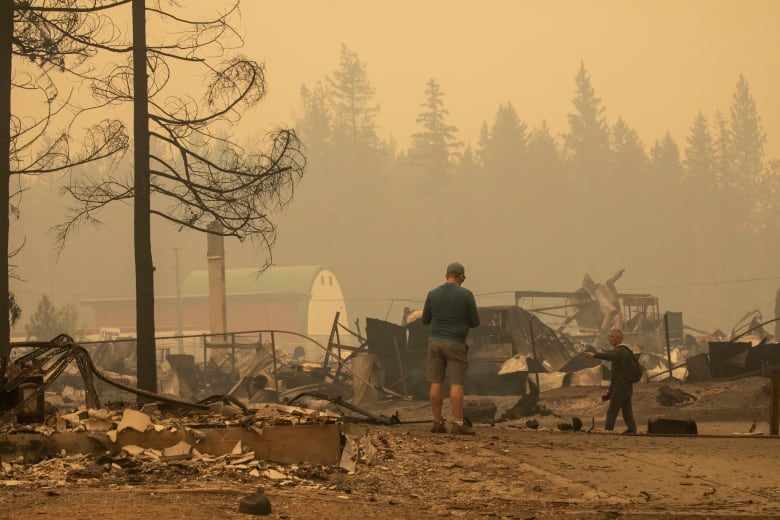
[605,394,621,431]
[430,382,444,423]
[449,384,464,423]
[426,341,446,424]
[445,343,469,424]
[622,394,637,433]
[443,343,471,433]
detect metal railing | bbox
[78,328,331,366]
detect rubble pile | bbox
[0,401,388,492]
[0,448,341,490]
[1,400,343,436]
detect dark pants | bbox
[605,384,637,432]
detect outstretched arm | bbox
[584,350,618,362]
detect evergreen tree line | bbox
[282,45,778,323]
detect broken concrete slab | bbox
[114,424,342,465]
[162,440,192,458]
[1,423,342,466]
[116,408,152,433]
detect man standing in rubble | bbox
[422,262,480,435]
[583,327,638,434]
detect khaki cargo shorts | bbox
[426,340,469,385]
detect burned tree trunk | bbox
[133,0,157,394]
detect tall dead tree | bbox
[2,1,129,389]
[131,0,154,392]
[58,1,305,393]
[1,0,12,383]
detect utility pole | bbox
[206,222,227,341]
[173,248,184,352]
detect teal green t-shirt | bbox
[421,282,480,345]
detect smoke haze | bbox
[10,0,780,339]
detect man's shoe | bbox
[450,421,475,435]
[431,420,446,433]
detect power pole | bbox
[173,248,183,351]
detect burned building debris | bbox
[365,305,579,398]
[1,266,779,481]
[0,330,388,477]
[359,270,780,399]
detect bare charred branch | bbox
[57,0,306,256]
[13,1,131,70]
[11,1,131,179]
[20,119,129,175]
[54,174,133,249]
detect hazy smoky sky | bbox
[9,0,780,338]
[242,0,779,157]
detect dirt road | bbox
[2,423,778,519]
[1,378,778,519]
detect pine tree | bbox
[480,102,527,178]
[684,111,716,190]
[564,62,610,178]
[408,78,462,182]
[526,120,562,180]
[729,74,766,189]
[729,75,769,237]
[327,43,380,158]
[649,132,684,207]
[610,118,648,179]
[713,111,734,190]
[523,120,565,225]
[25,295,81,341]
[471,102,528,220]
[297,81,331,166]
[753,159,780,235]
[682,112,718,265]
[650,132,683,180]
[475,121,491,167]
[608,118,648,212]
[648,132,686,270]
[452,143,485,221]
[456,144,481,181]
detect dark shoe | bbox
[622,430,637,435]
[431,420,446,433]
[450,421,475,435]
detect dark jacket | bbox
[594,344,634,390]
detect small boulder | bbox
[238,489,272,516]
